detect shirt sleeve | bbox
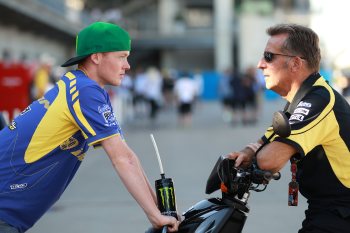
[69,84,123,146]
[261,126,275,143]
[274,87,336,157]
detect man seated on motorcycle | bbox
[229,23,350,233]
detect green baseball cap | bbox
[61,22,131,67]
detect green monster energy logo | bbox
[158,187,175,209]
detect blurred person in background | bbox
[241,66,259,125]
[161,68,175,109]
[144,67,163,123]
[174,73,199,127]
[132,66,148,117]
[107,72,134,124]
[255,68,266,118]
[229,23,350,233]
[31,54,55,100]
[218,67,234,123]
[229,69,245,126]
[192,69,204,107]
[0,22,179,233]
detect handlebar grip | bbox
[252,170,281,184]
[161,226,167,233]
[263,171,281,181]
[272,172,281,180]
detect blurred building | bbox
[3,0,349,74]
[0,0,86,65]
[0,0,315,105]
[0,0,316,73]
[90,0,312,73]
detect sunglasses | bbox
[263,51,304,63]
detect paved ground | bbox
[28,98,307,233]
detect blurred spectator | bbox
[32,64,52,100]
[174,73,199,127]
[161,69,175,109]
[108,73,134,124]
[333,69,350,96]
[241,66,258,125]
[255,68,266,117]
[144,67,163,122]
[31,54,55,100]
[230,69,245,125]
[218,67,234,123]
[132,66,148,117]
[193,69,204,103]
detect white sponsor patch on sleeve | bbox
[290,114,304,122]
[98,104,118,127]
[294,107,310,115]
[297,101,312,108]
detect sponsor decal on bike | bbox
[98,104,117,127]
[10,183,28,190]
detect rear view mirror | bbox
[272,111,291,138]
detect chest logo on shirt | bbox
[98,104,117,126]
[60,137,79,150]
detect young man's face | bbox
[257,33,294,97]
[97,51,130,86]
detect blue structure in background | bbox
[200,70,280,101]
[264,89,279,100]
[201,71,220,100]
[320,68,332,84]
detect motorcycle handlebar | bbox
[161,226,167,233]
[271,172,281,180]
[206,157,282,194]
[253,170,281,181]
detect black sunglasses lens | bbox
[264,52,273,62]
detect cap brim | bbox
[61,55,89,67]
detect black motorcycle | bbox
[147,111,291,233]
[177,156,281,233]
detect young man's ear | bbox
[90,53,102,65]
